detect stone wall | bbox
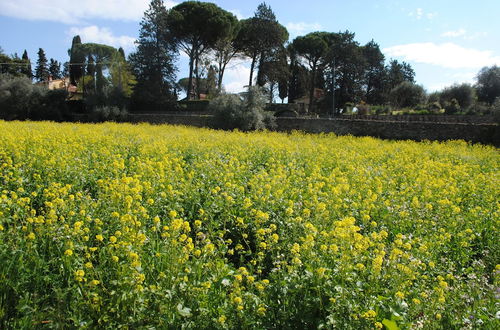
[70,113,499,146]
[275,117,499,145]
[336,114,496,124]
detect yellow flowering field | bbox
[0,121,499,328]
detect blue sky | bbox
[1,0,499,93]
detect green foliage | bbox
[129,0,178,111]
[69,35,84,86]
[443,98,461,115]
[292,33,330,65]
[440,83,475,111]
[210,20,241,92]
[48,58,62,79]
[235,3,288,87]
[491,97,500,122]
[387,59,415,90]
[90,105,128,122]
[0,74,44,119]
[77,43,117,93]
[292,32,330,112]
[475,65,500,105]
[325,31,366,113]
[389,82,426,109]
[21,50,32,79]
[109,51,136,98]
[211,86,276,130]
[168,1,238,99]
[0,74,68,120]
[0,48,32,79]
[35,48,49,82]
[363,40,386,105]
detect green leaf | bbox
[382,318,400,330]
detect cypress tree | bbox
[21,50,33,79]
[49,58,61,79]
[35,48,49,82]
[129,0,178,110]
[69,35,84,86]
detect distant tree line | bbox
[1,0,500,123]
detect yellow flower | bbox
[27,232,36,240]
[362,310,377,319]
[96,234,104,242]
[355,263,365,271]
[109,236,117,243]
[85,262,93,269]
[316,267,327,277]
[64,249,73,256]
[112,256,119,262]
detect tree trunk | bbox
[257,52,266,87]
[195,52,200,100]
[249,55,257,87]
[187,48,195,100]
[269,82,275,103]
[218,62,226,92]
[308,64,317,114]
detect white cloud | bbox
[408,8,436,20]
[429,72,477,92]
[223,62,251,93]
[0,0,177,24]
[383,42,500,69]
[68,26,136,51]
[426,12,437,19]
[441,29,488,40]
[451,71,476,82]
[441,29,467,38]
[428,82,451,92]
[286,22,322,37]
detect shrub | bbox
[0,73,68,121]
[389,82,426,109]
[444,98,461,114]
[491,97,500,123]
[31,89,69,121]
[356,102,371,115]
[90,105,128,122]
[427,101,443,114]
[0,74,45,120]
[440,83,475,111]
[210,86,276,131]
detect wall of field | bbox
[103,113,498,146]
[275,117,499,145]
